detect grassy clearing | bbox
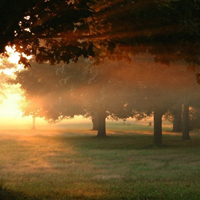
[0,123,200,199]
[55,119,172,132]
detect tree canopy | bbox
[10,57,129,136]
[97,0,200,65]
[0,0,39,53]
[0,0,198,67]
[3,1,200,146]
[10,53,200,142]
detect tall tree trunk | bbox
[182,103,190,140]
[97,110,106,137]
[32,115,36,130]
[92,113,98,130]
[172,103,182,132]
[153,108,163,146]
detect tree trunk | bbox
[32,115,36,130]
[97,110,106,137]
[92,113,98,130]
[182,103,190,140]
[153,108,163,146]
[172,103,182,132]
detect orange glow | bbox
[6,46,20,64]
[1,46,32,76]
[0,46,21,76]
[0,46,32,128]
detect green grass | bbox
[55,119,172,132]
[0,123,200,199]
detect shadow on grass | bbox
[0,184,39,200]
[0,184,107,200]
[54,131,200,151]
[52,132,155,150]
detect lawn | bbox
[0,122,200,200]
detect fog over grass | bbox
[0,127,200,200]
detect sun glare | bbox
[0,45,32,76]
[0,45,34,128]
[6,46,20,64]
[0,46,21,76]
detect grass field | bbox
[0,121,200,200]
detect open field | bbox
[1,122,200,199]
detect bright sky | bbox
[0,88,90,130]
[1,46,139,130]
[0,47,90,129]
[0,46,33,129]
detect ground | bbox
[0,121,200,200]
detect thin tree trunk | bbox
[97,110,106,137]
[92,113,98,130]
[153,108,163,146]
[172,103,182,132]
[182,103,190,140]
[32,115,36,130]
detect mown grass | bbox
[0,122,200,199]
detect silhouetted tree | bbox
[189,106,200,130]
[182,102,190,140]
[0,0,39,53]
[11,61,85,124]
[120,55,200,146]
[56,58,130,137]
[4,0,197,69]
[10,57,130,136]
[172,103,182,132]
[91,112,98,130]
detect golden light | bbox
[6,46,20,64]
[1,45,32,76]
[0,45,34,129]
[0,46,21,76]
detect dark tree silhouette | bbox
[117,55,200,146]
[172,103,182,132]
[3,0,197,68]
[4,0,200,143]
[10,57,130,136]
[0,0,38,53]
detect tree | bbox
[10,0,96,66]
[189,106,200,131]
[10,51,200,144]
[56,57,130,137]
[172,103,182,132]
[32,114,36,129]
[12,0,200,137]
[165,103,200,133]
[10,57,129,136]
[10,60,85,124]
[164,103,182,132]
[116,54,200,146]
[6,2,200,139]
[0,0,39,53]
[117,55,173,146]
[91,112,98,130]
[94,0,200,65]
[3,0,196,70]
[182,102,190,140]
